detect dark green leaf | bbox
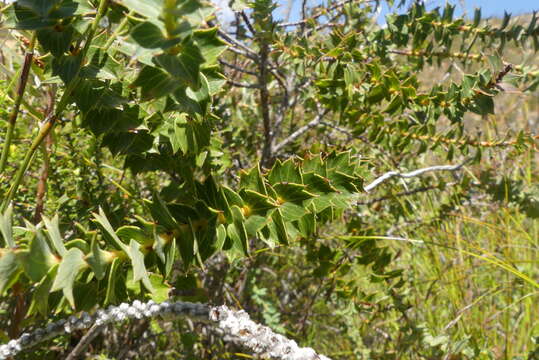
[37,25,73,57]
[86,236,110,281]
[132,65,182,100]
[131,22,181,49]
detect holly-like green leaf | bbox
[52,53,82,84]
[105,257,120,305]
[244,215,268,236]
[22,230,57,282]
[298,212,316,238]
[148,274,171,303]
[215,224,227,251]
[268,158,303,184]
[128,239,154,292]
[117,226,148,245]
[6,0,77,29]
[239,165,268,195]
[118,0,163,21]
[86,236,111,281]
[29,265,57,317]
[230,205,249,255]
[132,65,182,100]
[131,22,181,49]
[0,205,15,248]
[42,214,67,257]
[51,247,86,308]
[37,25,73,57]
[193,27,227,64]
[273,182,316,203]
[0,250,21,295]
[102,131,153,156]
[202,66,226,96]
[303,172,338,194]
[272,209,289,245]
[241,189,276,215]
[74,80,128,112]
[93,208,130,253]
[471,94,495,115]
[177,225,195,268]
[146,194,178,230]
[221,186,244,208]
[65,239,89,253]
[165,231,176,277]
[154,52,201,88]
[172,0,214,24]
[18,0,61,16]
[166,113,189,154]
[278,202,308,221]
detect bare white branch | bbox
[210,305,332,360]
[364,161,469,193]
[0,300,332,360]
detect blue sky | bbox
[213,0,539,26]
[378,0,538,24]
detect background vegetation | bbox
[0,0,538,358]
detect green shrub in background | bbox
[0,0,538,358]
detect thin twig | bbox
[227,79,261,88]
[219,59,257,76]
[259,42,273,166]
[300,0,308,33]
[364,161,469,193]
[217,29,259,61]
[1,0,110,211]
[272,108,330,153]
[278,0,370,27]
[65,324,105,360]
[225,45,259,61]
[240,10,256,36]
[34,85,56,223]
[273,78,312,138]
[0,33,36,173]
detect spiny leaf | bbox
[128,239,154,292]
[23,230,57,282]
[92,208,130,253]
[51,248,86,308]
[86,236,111,281]
[268,158,303,184]
[0,205,15,248]
[30,265,57,317]
[229,205,249,255]
[0,250,21,295]
[42,214,67,257]
[131,22,181,49]
[105,257,121,305]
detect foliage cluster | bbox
[0,0,538,358]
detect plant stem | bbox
[2,116,56,211]
[34,85,56,223]
[1,0,109,211]
[8,282,27,338]
[65,324,105,360]
[0,33,37,174]
[258,41,273,167]
[103,9,134,52]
